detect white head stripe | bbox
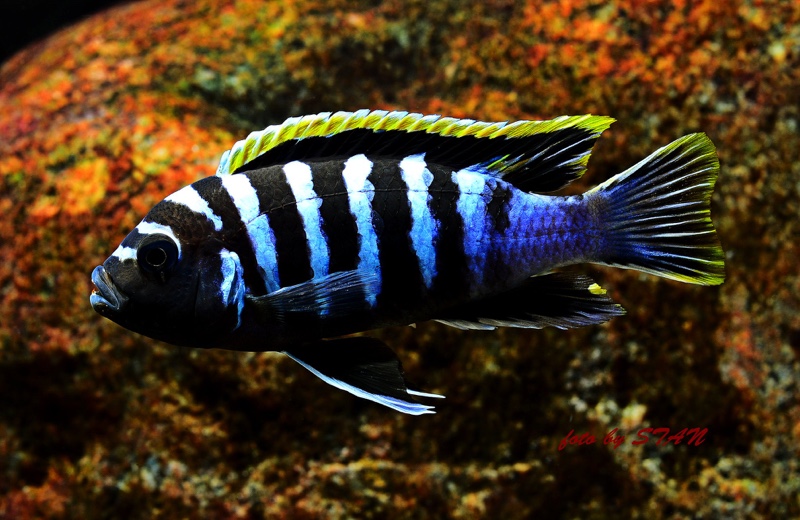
[111,245,137,262]
[136,221,182,258]
[165,185,223,231]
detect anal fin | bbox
[435,273,625,330]
[284,337,443,415]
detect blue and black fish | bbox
[90,110,725,414]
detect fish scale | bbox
[91,109,724,414]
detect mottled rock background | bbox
[1,0,798,518]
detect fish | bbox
[90,109,725,414]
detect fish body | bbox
[91,110,725,414]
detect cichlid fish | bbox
[90,109,725,414]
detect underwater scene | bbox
[1,0,798,517]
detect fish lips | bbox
[90,265,129,317]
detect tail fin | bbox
[587,133,725,285]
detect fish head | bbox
[90,208,245,348]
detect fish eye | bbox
[137,234,179,278]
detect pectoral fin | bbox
[284,337,443,415]
[246,270,379,326]
[435,272,625,330]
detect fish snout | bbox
[90,265,128,316]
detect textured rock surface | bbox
[1,0,798,517]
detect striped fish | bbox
[90,109,725,414]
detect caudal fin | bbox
[587,133,725,285]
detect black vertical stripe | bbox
[487,181,512,235]
[368,159,424,307]
[310,160,360,273]
[485,180,515,289]
[193,176,268,295]
[246,165,313,287]
[426,163,470,303]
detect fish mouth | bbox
[90,265,128,317]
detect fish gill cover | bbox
[1,0,799,518]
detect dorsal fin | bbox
[216,110,614,193]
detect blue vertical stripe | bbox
[453,169,492,295]
[218,249,245,329]
[399,153,438,289]
[247,215,281,293]
[342,154,381,306]
[111,245,137,263]
[284,161,330,280]
[220,174,281,293]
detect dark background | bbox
[0,1,126,64]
